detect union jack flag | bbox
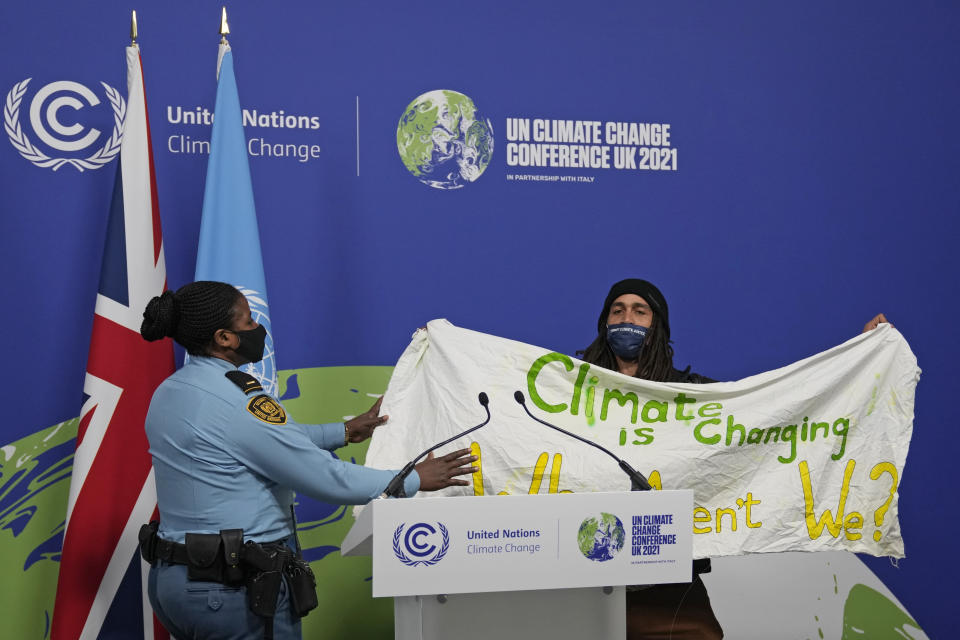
[51,45,173,640]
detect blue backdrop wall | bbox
[1,1,957,637]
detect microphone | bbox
[513,390,651,491]
[379,392,491,498]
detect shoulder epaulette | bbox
[225,370,264,395]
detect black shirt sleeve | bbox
[667,366,716,385]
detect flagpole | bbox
[220,6,230,43]
[196,5,279,396]
[216,7,230,77]
[51,12,175,640]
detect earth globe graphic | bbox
[396,90,494,189]
[577,513,626,562]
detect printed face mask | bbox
[606,323,648,360]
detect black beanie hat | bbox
[597,278,670,338]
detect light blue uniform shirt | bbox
[145,356,419,543]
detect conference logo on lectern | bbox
[4,79,124,171]
[577,513,625,562]
[393,522,450,566]
[396,90,494,189]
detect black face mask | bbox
[231,325,266,364]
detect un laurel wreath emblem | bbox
[393,522,450,567]
[4,79,125,172]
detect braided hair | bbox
[140,281,244,356]
[576,278,677,382]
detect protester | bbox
[579,277,887,640]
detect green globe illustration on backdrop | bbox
[396,90,494,189]
[578,513,626,562]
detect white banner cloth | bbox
[365,320,919,558]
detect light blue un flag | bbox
[195,44,277,395]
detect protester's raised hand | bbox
[862,313,892,333]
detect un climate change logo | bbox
[578,513,626,562]
[393,522,450,567]
[5,79,124,171]
[396,90,493,190]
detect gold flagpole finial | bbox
[130,10,139,46]
[219,6,230,44]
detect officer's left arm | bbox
[229,400,419,503]
[304,422,349,451]
[344,397,387,443]
[302,397,387,450]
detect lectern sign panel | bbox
[370,491,692,598]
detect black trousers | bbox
[626,577,723,640]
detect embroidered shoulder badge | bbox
[247,395,287,425]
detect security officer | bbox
[139,281,476,640]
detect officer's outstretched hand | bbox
[414,449,479,491]
[345,397,388,443]
[862,313,892,333]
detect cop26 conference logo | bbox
[5,79,124,171]
[393,522,450,567]
[578,513,626,562]
[396,90,493,190]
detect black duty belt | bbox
[154,537,191,565]
[152,535,289,567]
[138,520,317,640]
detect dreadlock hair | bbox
[140,281,244,356]
[577,312,676,382]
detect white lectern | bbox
[343,490,693,640]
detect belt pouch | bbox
[184,532,224,582]
[284,559,318,617]
[138,521,160,565]
[220,529,244,585]
[246,569,282,618]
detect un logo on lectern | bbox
[393,522,450,567]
